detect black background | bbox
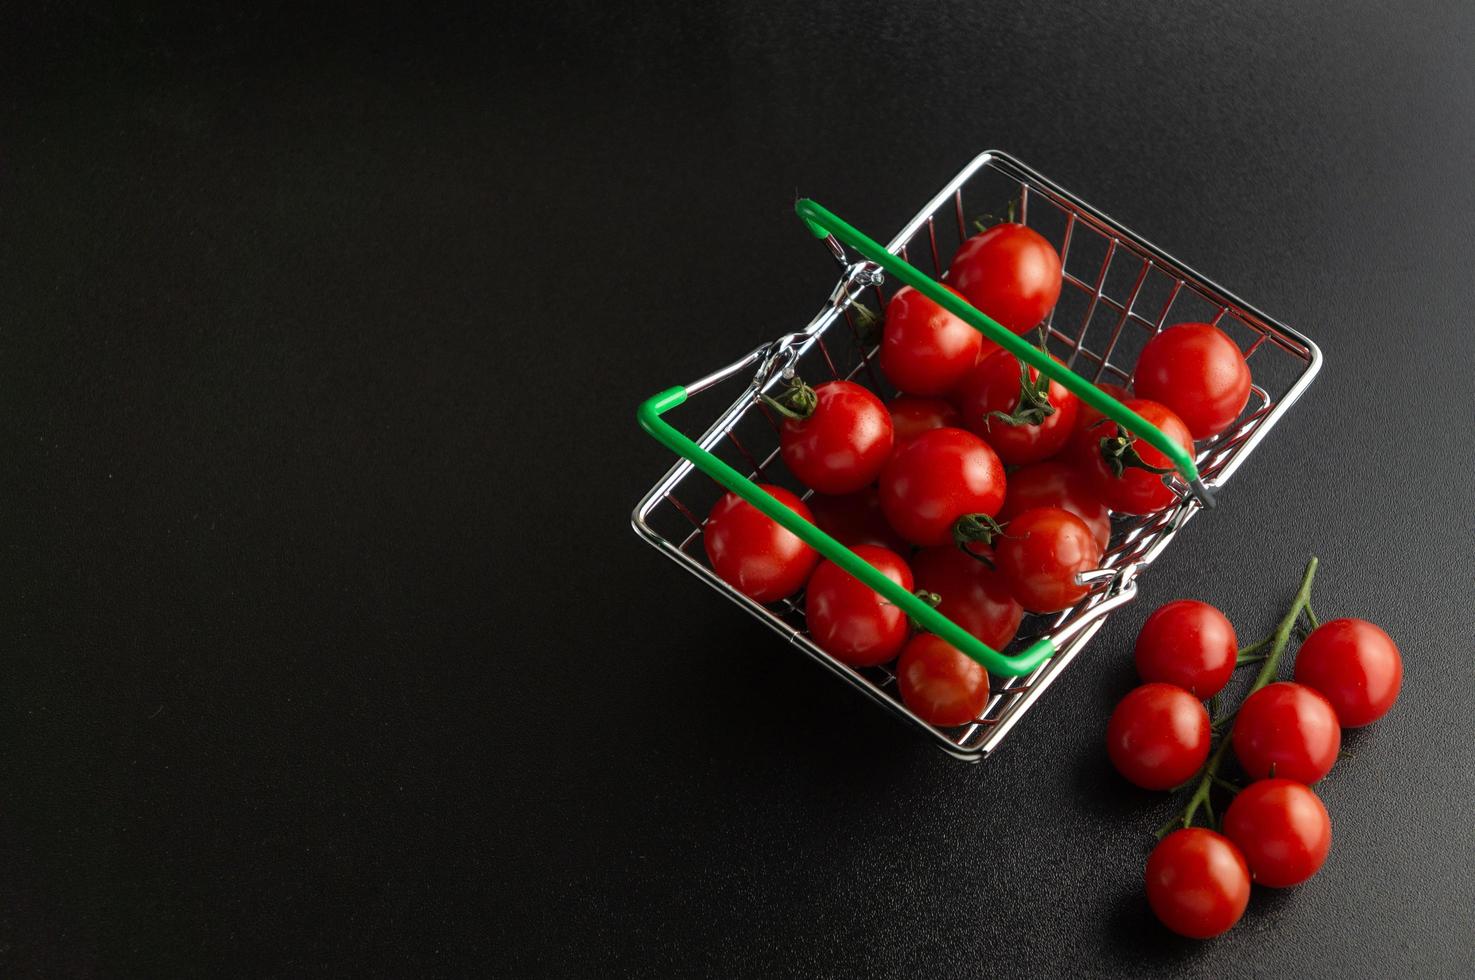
[4,2,1473,976]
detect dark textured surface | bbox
[3,2,1473,976]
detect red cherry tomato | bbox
[1232,682,1341,783]
[878,427,1006,548]
[1293,618,1403,728]
[947,223,1063,335]
[910,545,1023,651]
[888,395,962,447]
[1106,683,1211,790]
[1134,323,1252,439]
[804,545,913,667]
[997,460,1111,554]
[1082,398,1194,514]
[779,380,894,495]
[1133,599,1238,699]
[703,485,819,604]
[1222,778,1332,888]
[896,633,991,727]
[952,350,1080,464]
[994,506,1102,613]
[1145,829,1251,939]
[807,487,910,554]
[1061,381,1130,467]
[880,284,983,396]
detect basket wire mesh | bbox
[632,150,1321,761]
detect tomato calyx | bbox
[759,376,819,421]
[1098,432,1174,479]
[905,589,942,631]
[986,360,1056,428]
[970,197,1019,232]
[1154,558,1321,838]
[951,513,1005,551]
[850,301,882,347]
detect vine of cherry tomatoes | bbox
[1109,558,1403,938]
[702,209,1258,731]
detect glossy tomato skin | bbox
[1083,398,1194,515]
[1146,829,1251,939]
[994,506,1102,613]
[947,223,1063,335]
[998,460,1111,554]
[1222,778,1332,888]
[888,395,962,447]
[880,284,984,396]
[952,350,1080,464]
[878,427,1007,547]
[910,545,1023,651]
[1293,618,1404,727]
[703,485,819,604]
[1134,599,1238,699]
[896,634,991,727]
[779,381,893,495]
[1106,683,1212,790]
[1062,381,1131,468]
[804,545,913,667]
[807,487,910,554]
[1135,323,1252,439]
[1232,682,1341,783]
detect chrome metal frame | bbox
[632,150,1322,761]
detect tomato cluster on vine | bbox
[700,211,1257,729]
[1107,559,1403,938]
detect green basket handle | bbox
[637,199,1210,679]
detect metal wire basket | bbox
[632,150,1322,761]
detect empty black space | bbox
[2,2,1472,976]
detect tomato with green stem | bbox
[703,485,820,604]
[1222,778,1332,888]
[879,284,984,396]
[1060,380,1130,468]
[896,633,991,727]
[1293,618,1403,727]
[910,544,1023,651]
[770,379,893,495]
[1232,681,1341,784]
[952,349,1080,464]
[1082,398,1194,515]
[947,222,1063,335]
[878,427,1006,548]
[804,545,913,667]
[1145,828,1251,939]
[1106,683,1212,791]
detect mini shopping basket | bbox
[632,150,1321,761]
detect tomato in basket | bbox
[993,505,1102,614]
[804,545,913,667]
[1081,398,1193,515]
[947,222,1062,335]
[877,427,1006,548]
[1133,322,1252,440]
[703,484,820,604]
[774,380,893,495]
[887,395,961,447]
[952,349,1080,465]
[879,284,984,396]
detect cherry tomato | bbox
[994,506,1102,613]
[1133,599,1238,699]
[880,284,983,396]
[878,427,1006,548]
[703,485,819,604]
[1293,618,1403,728]
[997,460,1111,554]
[1232,682,1341,784]
[1106,683,1211,790]
[1145,829,1251,939]
[1061,381,1130,467]
[1082,398,1194,515]
[896,633,990,726]
[1134,323,1252,440]
[947,223,1063,335]
[779,380,893,495]
[952,349,1080,464]
[910,545,1023,651]
[807,487,910,554]
[888,395,961,447]
[804,545,913,667]
[1222,778,1332,888]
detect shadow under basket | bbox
[632,150,1321,761]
